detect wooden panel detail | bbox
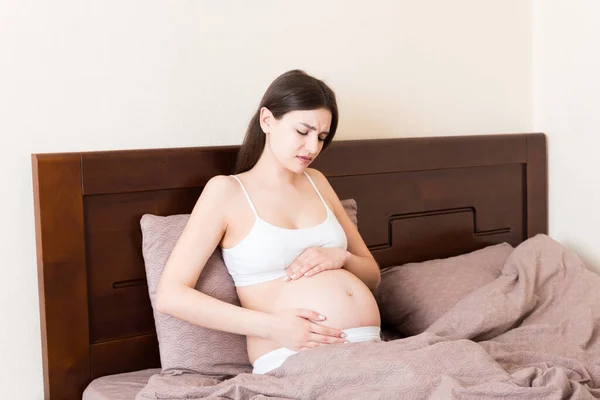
[90,334,160,379]
[372,208,512,268]
[526,133,548,237]
[32,154,91,399]
[85,188,202,343]
[81,146,238,195]
[313,133,528,176]
[329,164,524,249]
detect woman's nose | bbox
[305,135,319,153]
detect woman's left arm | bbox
[311,169,381,291]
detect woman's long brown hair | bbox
[234,70,339,174]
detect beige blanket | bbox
[136,235,600,399]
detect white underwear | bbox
[252,326,381,374]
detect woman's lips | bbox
[297,156,312,164]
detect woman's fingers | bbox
[303,262,326,277]
[286,260,323,281]
[297,258,321,277]
[295,309,327,321]
[309,332,347,344]
[292,310,348,346]
[284,259,306,281]
[310,325,347,344]
[285,249,322,280]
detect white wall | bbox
[533,0,600,272]
[0,1,532,398]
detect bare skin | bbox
[157,107,381,365]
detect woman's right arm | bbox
[156,175,272,338]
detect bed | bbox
[32,133,553,399]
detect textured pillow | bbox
[341,198,358,228]
[141,214,252,378]
[140,198,359,377]
[374,242,514,337]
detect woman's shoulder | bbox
[199,175,242,204]
[305,168,337,200]
[191,175,248,226]
[305,167,327,182]
[204,174,238,192]
[305,168,331,188]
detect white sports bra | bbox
[221,171,348,287]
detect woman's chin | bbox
[288,159,310,173]
[287,163,308,174]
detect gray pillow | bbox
[374,243,514,337]
[141,214,252,378]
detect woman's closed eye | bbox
[297,130,327,141]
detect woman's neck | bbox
[248,147,303,188]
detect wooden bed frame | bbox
[32,133,547,399]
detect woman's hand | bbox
[266,308,347,351]
[284,247,349,281]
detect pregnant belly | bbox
[237,269,381,363]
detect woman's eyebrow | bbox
[300,122,329,135]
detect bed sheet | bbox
[135,235,600,399]
[83,368,161,400]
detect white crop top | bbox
[221,172,348,287]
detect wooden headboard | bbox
[32,133,547,399]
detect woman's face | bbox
[262,107,332,173]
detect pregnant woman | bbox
[157,69,382,374]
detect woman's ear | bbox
[259,107,274,135]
